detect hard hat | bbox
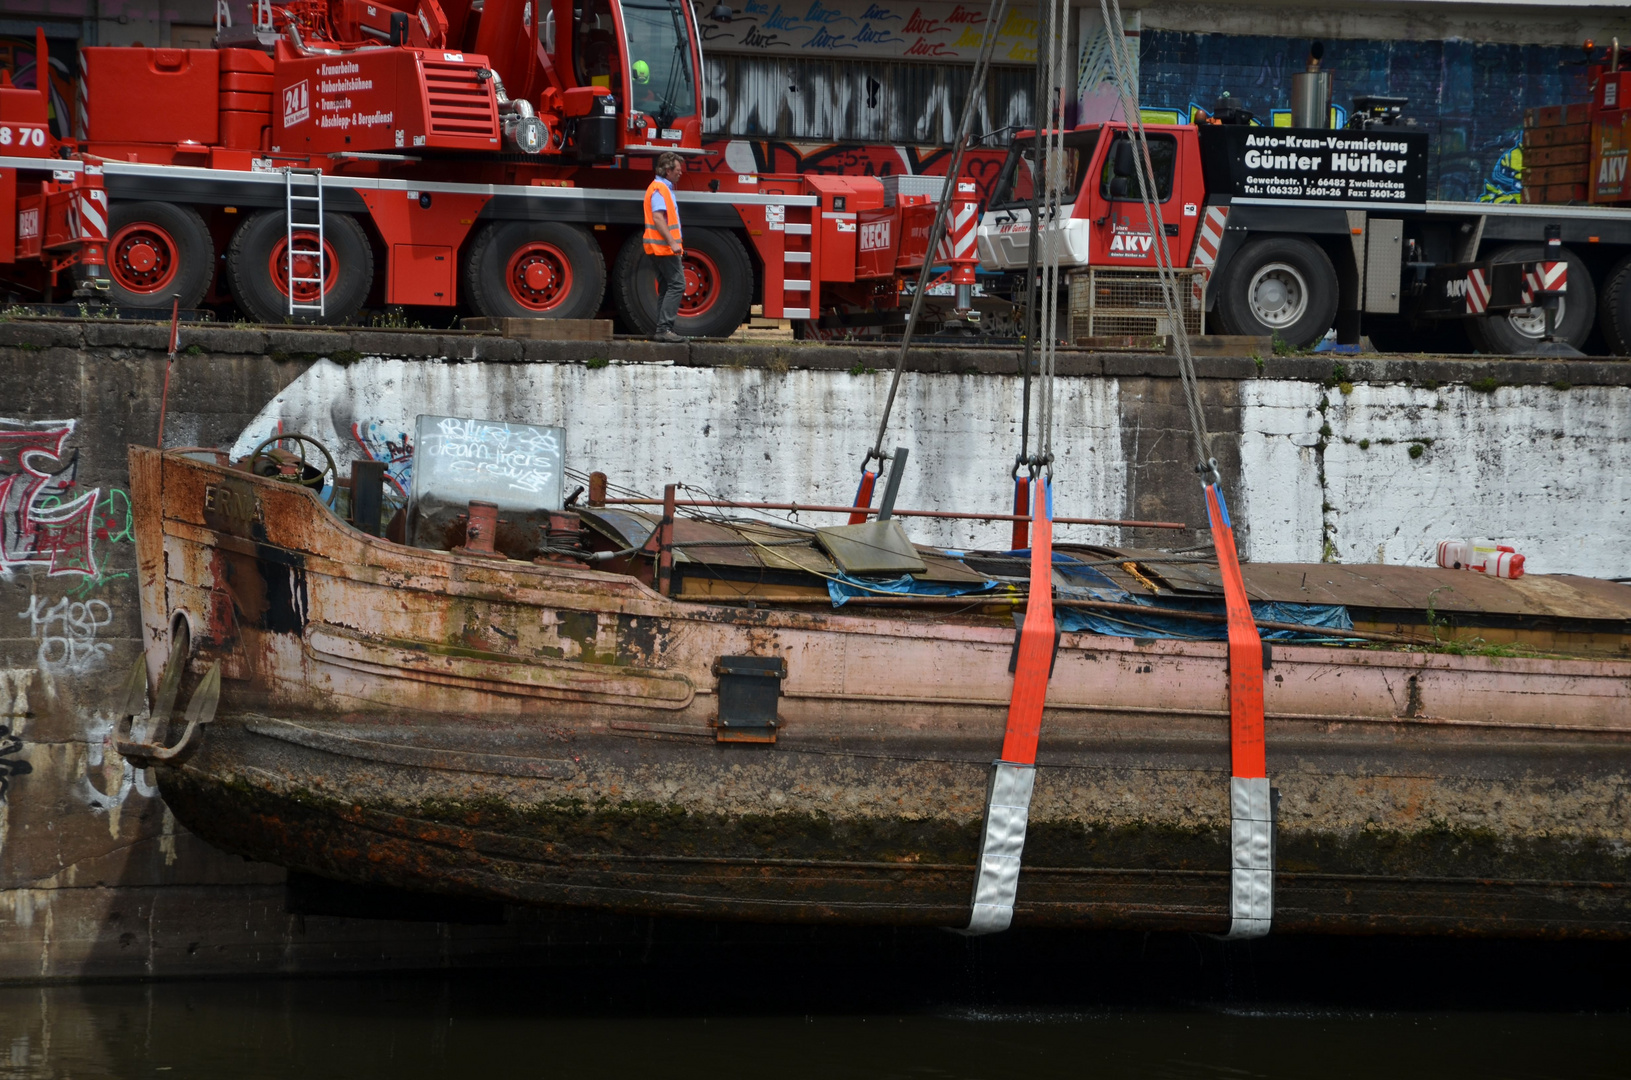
[633,60,651,84]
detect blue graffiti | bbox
[805,26,857,48]
[859,3,901,20]
[854,22,905,45]
[1140,31,1587,201]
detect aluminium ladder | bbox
[283,168,326,318]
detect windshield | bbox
[619,0,696,127]
[1100,133,1177,201]
[988,130,1100,211]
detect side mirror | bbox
[710,3,733,21]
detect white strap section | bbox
[1226,775,1274,939]
[964,761,1036,934]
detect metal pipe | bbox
[600,497,1187,530]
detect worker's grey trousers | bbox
[652,253,684,335]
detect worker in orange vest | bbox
[644,152,687,342]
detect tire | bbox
[462,220,605,320]
[226,210,373,325]
[612,226,753,338]
[1598,254,1631,355]
[1213,235,1339,348]
[1464,243,1596,355]
[105,202,214,309]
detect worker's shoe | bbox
[652,330,687,343]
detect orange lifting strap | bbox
[965,477,1054,934]
[1205,484,1272,938]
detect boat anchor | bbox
[113,641,222,768]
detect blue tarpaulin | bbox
[826,552,1353,642]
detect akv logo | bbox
[859,220,890,252]
[283,80,310,127]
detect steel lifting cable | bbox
[964,0,1069,937]
[1097,0,1272,940]
[1095,0,1214,483]
[867,0,1009,466]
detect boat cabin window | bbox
[988,129,1099,211]
[1100,133,1177,202]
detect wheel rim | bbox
[506,241,574,312]
[1247,261,1309,330]
[1506,298,1567,340]
[680,250,721,317]
[267,232,339,304]
[110,221,180,295]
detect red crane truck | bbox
[975,102,1631,355]
[0,5,980,338]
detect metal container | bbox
[1290,70,1332,128]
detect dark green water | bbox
[4,929,1629,1079]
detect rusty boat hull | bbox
[129,447,1631,936]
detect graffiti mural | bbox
[352,419,415,497]
[1138,31,1588,203]
[703,54,1032,145]
[18,594,114,675]
[0,724,29,801]
[695,0,1039,62]
[699,138,1011,202]
[0,419,101,579]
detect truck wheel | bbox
[1597,254,1631,355]
[227,210,373,325]
[1465,243,1596,355]
[612,227,752,338]
[106,202,213,309]
[1213,236,1339,348]
[463,221,605,320]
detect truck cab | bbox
[977,123,1207,274]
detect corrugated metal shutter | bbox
[703,56,1033,146]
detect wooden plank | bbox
[461,317,613,341]
[1526,143,1590,167]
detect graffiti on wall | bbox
[0,419,101,579]
[1138,31,1588,203]
[703,54,1031,145]
[0,724,29,800]
[696,0,1039,62]
[19,594,114,675]
[698,138,1011,202]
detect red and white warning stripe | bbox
[76,48,89,140]
[1188,205,1229,304]
[1522,260,1567,304]
[936,191,979,264]
[1465,267,1490,314]
[75,187,108,242]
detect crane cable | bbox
[963,0,1071,937]
[1096,0,1273,940]
[865,0,1009,469]
[1094,0,1214,484]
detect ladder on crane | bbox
[283,168,326,318]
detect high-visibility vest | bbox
[643,178,681,255]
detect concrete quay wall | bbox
[0,318,1626,981]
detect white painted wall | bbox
[233,358,1129,551]
[236,359,1631,577]
[1238,380,1631,577]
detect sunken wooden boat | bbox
[123,443,1631,937]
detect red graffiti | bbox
[0,419,98,577]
